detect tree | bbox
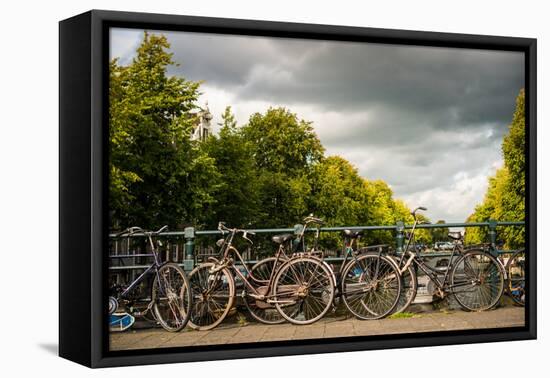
[201,106,261,228]
[109,32,220,229]
[308,156,370,248]
[465,89,525,248]
[310,157,368,225]
[465,166,512,245]
[255,172,311,228]
[431,220,449,242]
[500,89,526,247]
[242,107,325,174]
[309,159,428,247]
[240,107,324,227]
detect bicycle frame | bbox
[334,235,391,288]
[396,215,475,293]
[337,238,362,276]
[213,228,287,300]
[115,232,165,301]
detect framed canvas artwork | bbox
[59,10,536,368]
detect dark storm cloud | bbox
[110,28,524,222]
[112,29,523,134]
[160,32,523,129]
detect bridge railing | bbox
[108,220,525,272]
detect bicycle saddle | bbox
[343,229,362,238]
[272,233,294,244]
[448,231,463,240]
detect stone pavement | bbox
[110,306,525,351]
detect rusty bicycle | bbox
[187,222,335,330]
[390,207,506,312]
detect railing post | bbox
[396,221,405,253]
[488,219,498,257]
[294,224,303,252]
[184,226,195,272]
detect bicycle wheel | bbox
[151,263,192,332]
[272,256,335,325]
[244,257,287,324]
[341,254,402,320]
[506,250,525,306]
[393,264,417,314]
[187,262,235,330]
[451,250,504,311]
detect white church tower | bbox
[190,102,213,142]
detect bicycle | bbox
[461,240,525,307]
[108,226,192,332]
[391,207,505,312]
[187,222,335,330]
[277,215,402,320]
[245,215,334,324]
[505,249,525,306]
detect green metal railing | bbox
[108,220,525,271]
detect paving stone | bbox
[109,305,525,351]
[260,325,297,342]
[324,321,354,338]
[378,316,441,334]
[352,320,387,336]
[293,325,326,340]
[193,328,242,346]
[161,330,208,347]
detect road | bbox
[110,306,525,351]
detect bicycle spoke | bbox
[342,255,400,320]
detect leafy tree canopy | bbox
[465,89,525,248]
[109,32,219,229]
[241,107,325,174]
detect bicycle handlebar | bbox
[411,206,428,219]
[217,222,256,242]
[152,225,168,235]
[114,226,143,237]
[303,215,324,225]
[114,225,168,237]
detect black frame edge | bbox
[526,38,537,340]
[90,9,535,49]
[59,11,93,367]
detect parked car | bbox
[434,241,454,251]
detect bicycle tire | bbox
[244,257,288,324]
[450,250,504,311]
[341,254,402,320]
[361,252,417,314]
[151,263,192,332]
[393,263,417,314]
[506,250,526,306]
[272,256,335,325]
[187,262,235,330]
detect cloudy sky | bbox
[110,28,524,223]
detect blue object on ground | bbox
[110,313,135,332]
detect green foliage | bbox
[309,156,370,248]
[109,32,220,229]
[308,158,432,247]
[388,312,417,319]
[242,107,325,174]
[200,106,261,228]
[465,90,525,248]
[310,157,368,225]
[431,220,449,242]
[239,107,323,228]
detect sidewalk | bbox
[110,306,525,351]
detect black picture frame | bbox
[59,9,537,368]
